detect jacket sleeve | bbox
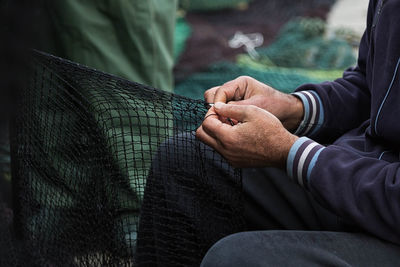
[291,1,376,143]
[287,137,400,244]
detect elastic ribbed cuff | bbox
[292,91,324,137]
[286,137,325,188]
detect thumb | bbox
[214,102,251,122]
[228,99,254,106]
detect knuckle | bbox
[248,105,258,113]
[237,75,250,80]
[202,117,212,128]
[195,129,201,138]
[222,80,232,87]
[237,75,254,83]
[203,122,217,136]
[204,87,219,98]
[195,127,204,138]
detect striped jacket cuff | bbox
[292,91,324,137]
[286,137,325,188]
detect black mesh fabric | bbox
[0,204,17,266]
[8,51,244,266]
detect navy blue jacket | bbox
[286,0,400,244]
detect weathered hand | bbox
[204,76,304,131]
[196,102,298,168]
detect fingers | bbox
[214,102,253,122]
[213,77,249,104]
[204,76,258,105]
[196,106,234,150]
[195,125,222,151]
[201,108,232,140]
[204,86,220,103]
[228,99,254,106]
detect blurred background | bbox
[0,0,369,212]
[173,0,368,98]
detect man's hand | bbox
[196,102,299,169]
[204,76,304,131]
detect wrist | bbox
[282,94,304,132]
[275,132,299,169]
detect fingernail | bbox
[214,102,224,109]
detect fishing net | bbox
[175,62,344,99]
[175,17,357,100]
[7,51,244,266]
[255,18,356,70]
[0,129,11,205]
[174,0,336,79]
[1,0,338,197]
[0,204,17,266]
[0,203,36,266]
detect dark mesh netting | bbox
[0,204,17,266]
[7,51,244,266]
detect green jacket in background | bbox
[42,0,177,92]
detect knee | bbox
[201,232,256,267]
[154,132,197,170]
[150,132,200,197]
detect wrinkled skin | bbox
[197,76,304,168]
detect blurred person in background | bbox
[40,0,177,93]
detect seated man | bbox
[139,0,400,265]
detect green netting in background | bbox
[175,18,357,100]
[175,62,344,99]
[256,18,356,70]
[179,0,252,11]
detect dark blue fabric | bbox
[139,133,400,265]
[201,231,400,267]
[294,0,400,244]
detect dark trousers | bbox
[201,168,400,266]
[138,133,400,266]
